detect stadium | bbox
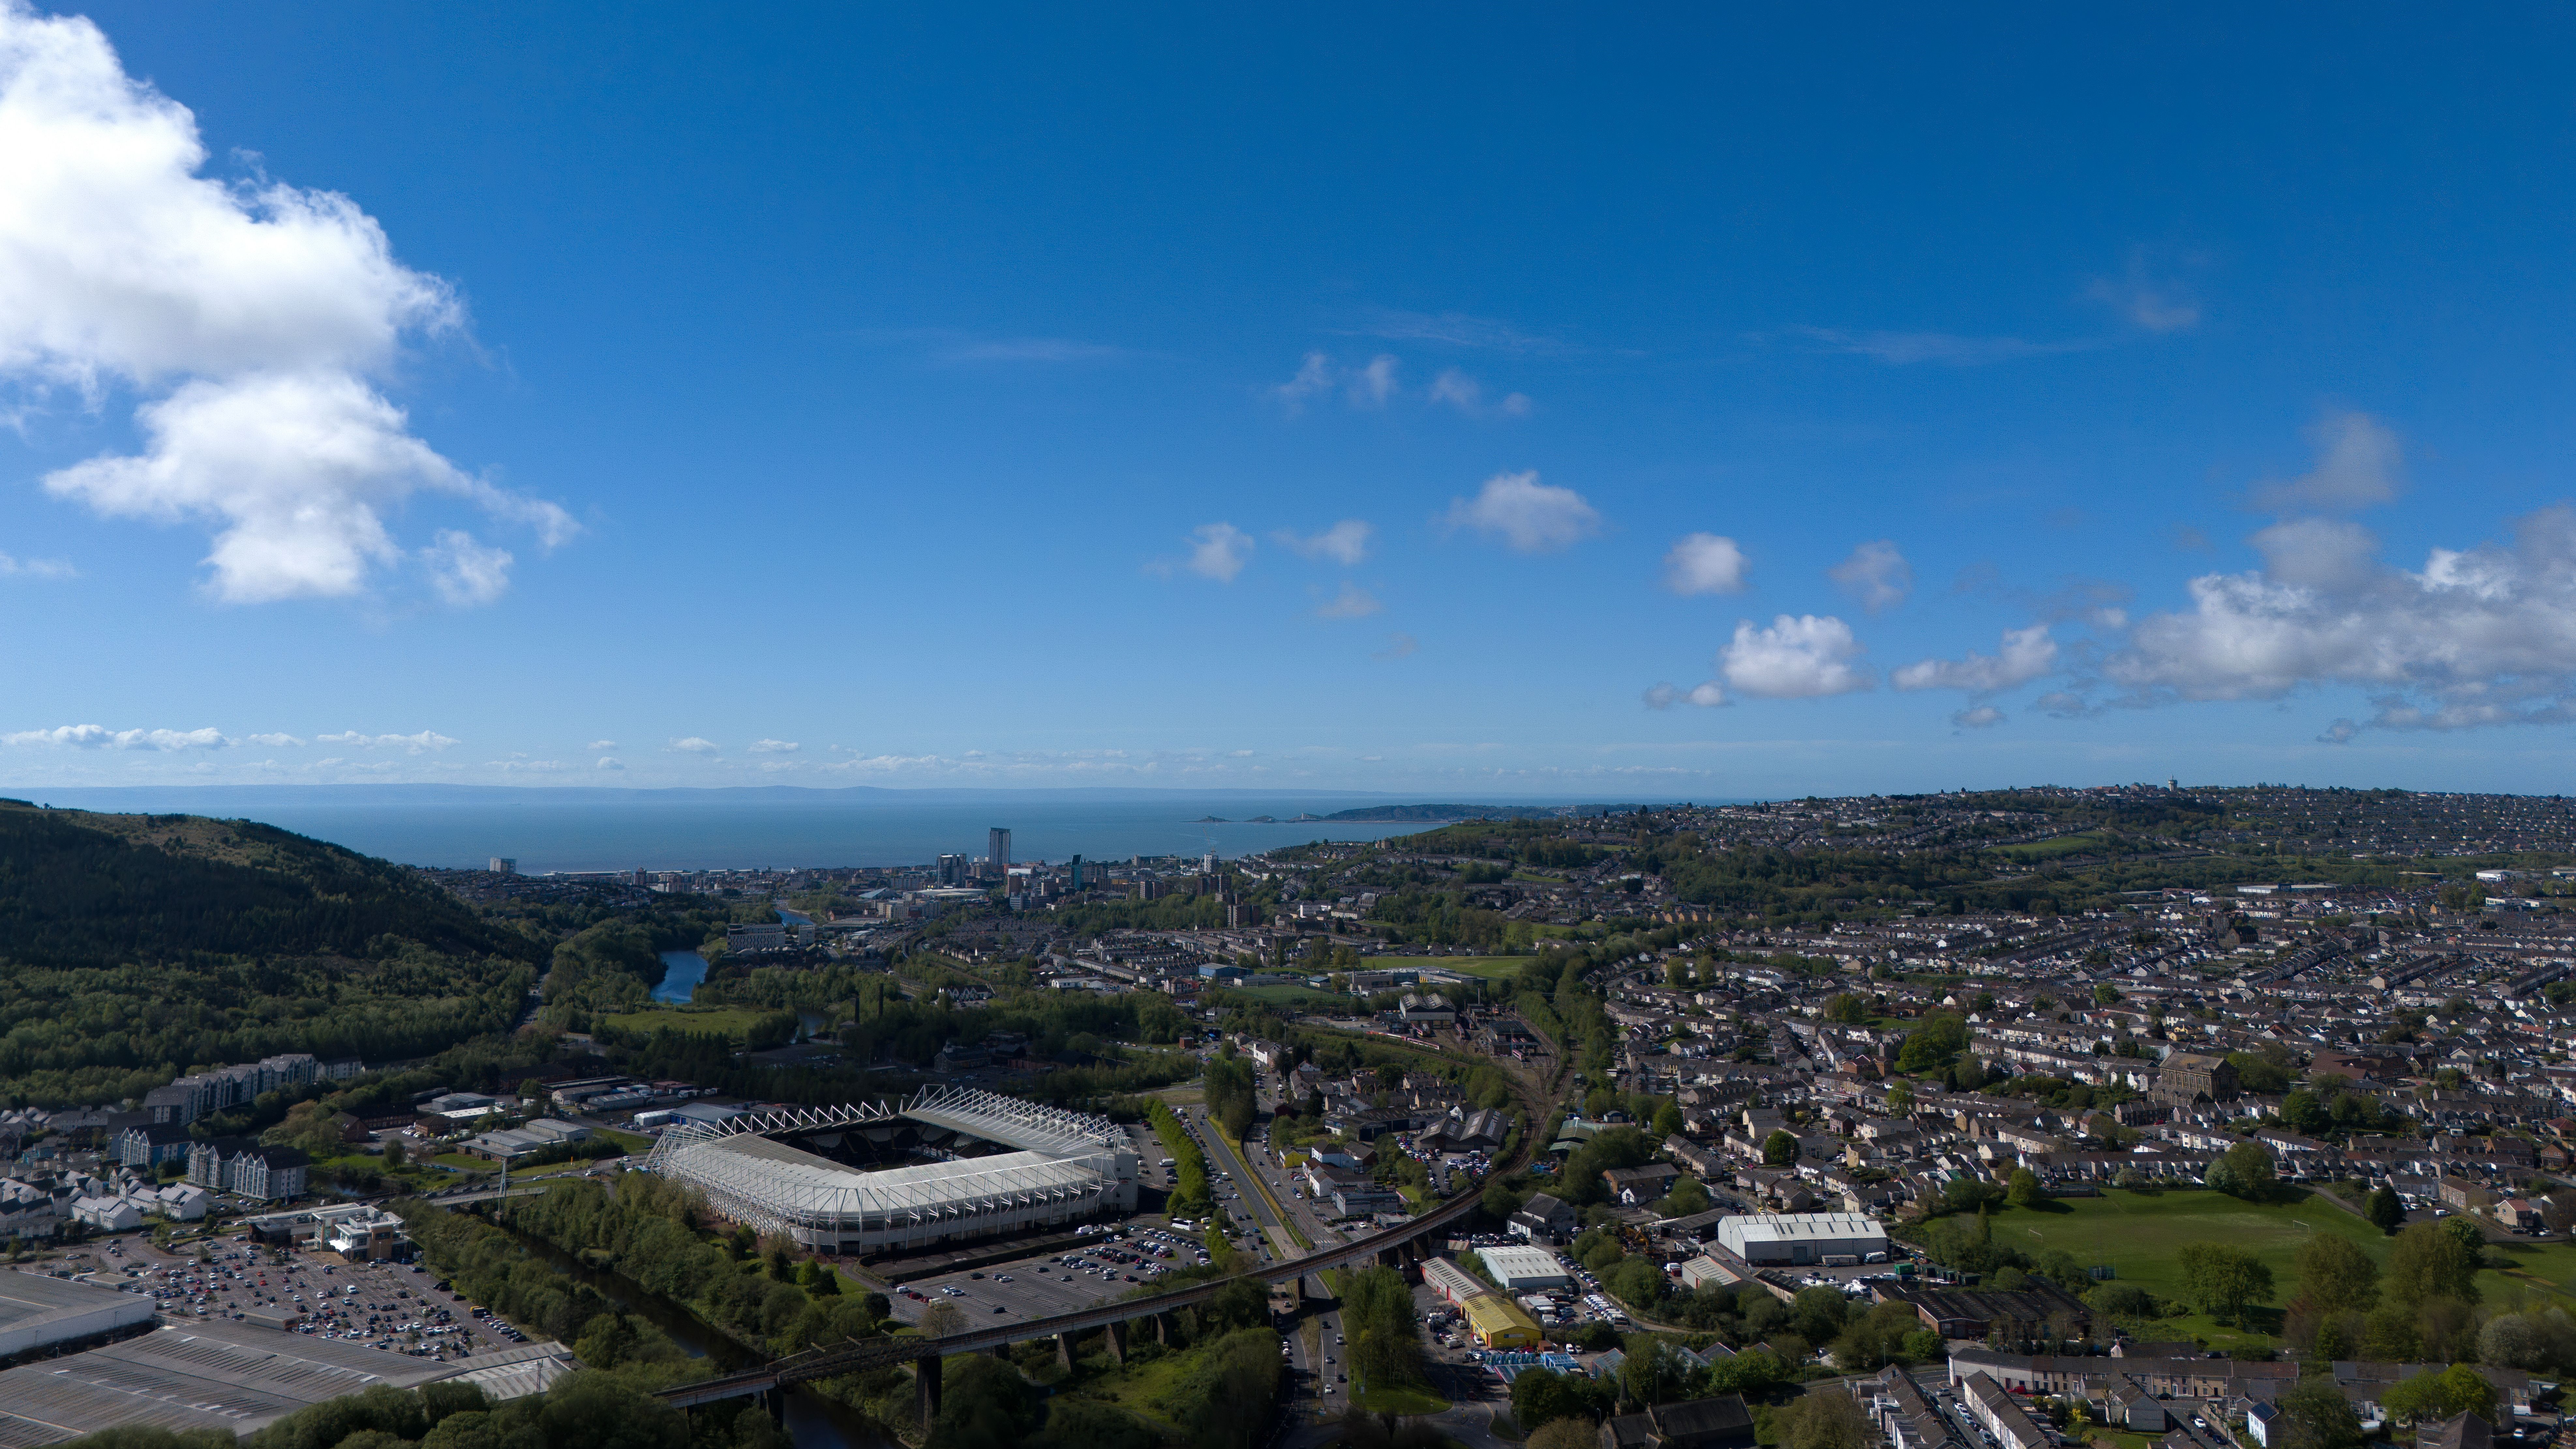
[643,1086,1139,1254]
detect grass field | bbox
[1234,985,1353,1011]
[1351,1385,1449,1415]
[1970,1188,2576,1350]
[600,1004,773,1039]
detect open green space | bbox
[1987,832,2110,862]
[598,1004,775,1039]
[1368,955,1532,980]
[1968,1188,2576,1350]
[1350,1384,1450,1415]
[1233,985,1356,1012]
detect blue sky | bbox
[5,3,2576,798]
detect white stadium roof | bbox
[644,1086,1137,1248]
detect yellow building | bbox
[1461,1293,1542,1350]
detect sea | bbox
[5,784,1622,873]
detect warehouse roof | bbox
[1716,1213,1886,1243]
[1479,1245,1573,1284]
[1462,1295,1542,1334]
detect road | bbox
[1184,1103,1354,1423]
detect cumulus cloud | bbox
[0,551,73,579]
[596,756,625,770]
[1892,625,2058,693]
[1314,582,1381,619]
[748,738,800,754]
[1662,533,1749,596]
[2033,691,2093,719]
[1953,705,2008,729]
[1276,520,1372,565]
[1643,681,1728,710]
[1271,352,1399,411]
[584,739,617,751]
[1177,522,1252,582]
[0,5,570,601]
[3,723,226,749]
[1442,471,1600,553]
[420,529,512,607]
[1829,540,1913,612]
[1348,355,1398,407]
[1373,633,1418,660]
[1427,368,1530,417]
[667,737,720,756]
[244,732,302,747]
[315,729,457,753]
[2246,410,2403,513]
[2108,503,2576,732]
[2087,252,2201,333]
[1720,614,1871,699]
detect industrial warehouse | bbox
[642,1086,1139,1254]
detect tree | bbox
[2379,1365,2495,1426]
[383,1139,407,1169]
[2207,1142,2276,1201]
[2385,1221,2480,1308]
[2006,1169,2044,1208]
[1886,1082,1915,1115]
[2294,1235,2380,1315]
[1342,1266,1424,1392]
[2275,1377,2367,1449]
[1762,1130,1799,1167]
[2086,1283,2156,1323]
[1655,1178,1711,1218]
[2365,1186,2406,1235]
[919,1302,966,1337]
[2093,983,2123,1005]
[1510,1367,1614,1431]
[1527,1421,1598,1449]
[1651,1100,1684,1138]
[1825,994,1868,1025]
[1792,1286,1852,1346]
[2175,1242,2274,1325]
[1780,1391,1872,1449]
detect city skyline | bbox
[6,6,2576,797]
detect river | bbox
[494,1220,890,1449]
[654,951,709,1004]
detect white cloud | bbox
[1441,470,1600,553]
[1829,540,1913,612]
[667,736,720,755]
[1373,633,1418,660]
[1276,520,1373,565]
[584,739,617,751]
[1662,533,1749,596]
[1314,582,1381,620]
[1338,307,1569,355]
[0,6,569,602]
[2087,252,2201,333]
[2112,502,2576,733]
[748,738,800,754]
[0,551,73,579]
[1720,614,1871,699]
[1179,522,1252,582]
[1427,368,1530,417]
[2246,410,2404,513]
[1271,352,1334,412]
[244,732,302,747]
[315,729,457,753]
[1642,681,1728,709]
[596,756,625,770]
[1892,625,2058,692]
[420,529,512,607]
[1952,705,2008,729]
[1348,355,1398,407]
[1784,326,2099,366]
[3,723,227,749]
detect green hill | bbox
[0,801,544,1105]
